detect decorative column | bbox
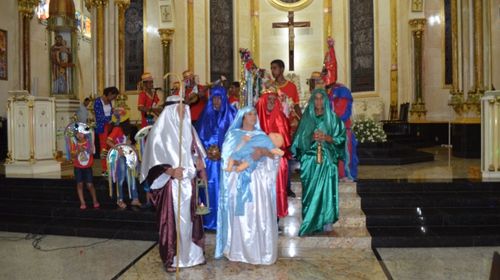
[409,19,427,120]
[114,0,130,93]
[466,0,485,113]
[188,0,194,71]
[481,91,500,179]
[323,0,332,50]
[158,28,175,94]
[18,0,38,91]
[389,0,398,120]
[472,0,484,93]
[449,0,464,115]
[85,0,108,95]
[250,0,260,65]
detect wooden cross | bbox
[272,11,310,71]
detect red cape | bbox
[256,93,291,218]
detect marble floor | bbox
[0,231,154,280]
[119,181,385,279]
[120,244,385,280]
[358,146,481,180]
[1,146,494,279]
[2,230,497,280]
[377,247,500,280]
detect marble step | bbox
[203,227,372,249]
[357,181,500,194]
[338,208,366,228]
[339,182,357,193]
[339,192,361,209]
[284,204,366,228]
[290,181,357,194]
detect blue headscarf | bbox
[221,106,265,164]
[195,86,237,148]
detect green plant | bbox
[352,119,387,143]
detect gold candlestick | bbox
[316,142,323,164]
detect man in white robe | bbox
[140,95,207,272]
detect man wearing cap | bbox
[138,72,162,128]
[182,70,207,125]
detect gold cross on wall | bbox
[272,11,310,71]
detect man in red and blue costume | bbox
[323,38,358,181]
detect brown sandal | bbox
[131,199,142,207]
[117,200,127,210]
[166,267,176,273]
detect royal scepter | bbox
[315,129,323,164]
[163,72,184,278]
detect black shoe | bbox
[141,201,154,209]
[287,190,296,198]
[278,226,283,235]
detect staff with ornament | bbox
[140,73,207,274]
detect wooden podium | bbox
[4,91,61,177]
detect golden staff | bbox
[163,72,184,278]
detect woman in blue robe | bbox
[195,86,237,230]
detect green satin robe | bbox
[292,90,346,236]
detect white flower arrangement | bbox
[352,119,387,143]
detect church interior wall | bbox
[421,0,453,121]
[461,0,472,94]
[0,0,95,115]
[398,0,412,105]
[332,0,348,85]
[168,0,187,83]
[147,0,165,82]
[233,0,252,81]
[105,3,117,91]
[1,0,499,121]
[259,0,324,99]
[376,0,392,121]
[193,0,209,83]
[29,20,50,98]
[491,0,500,89]
[76,33,93,100]
[0,1,20,118]
[30,1,93,102]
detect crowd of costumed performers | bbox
[65,38,358,272]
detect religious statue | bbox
[51,34,74,95]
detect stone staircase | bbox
[0,176,373,250]
[358,180,500,247]
[274,181,371,249]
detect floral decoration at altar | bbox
[352,119,387,144]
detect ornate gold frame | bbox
[266,0,313,12]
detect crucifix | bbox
[272,11,310,71]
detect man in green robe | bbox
[291,89,346,236]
